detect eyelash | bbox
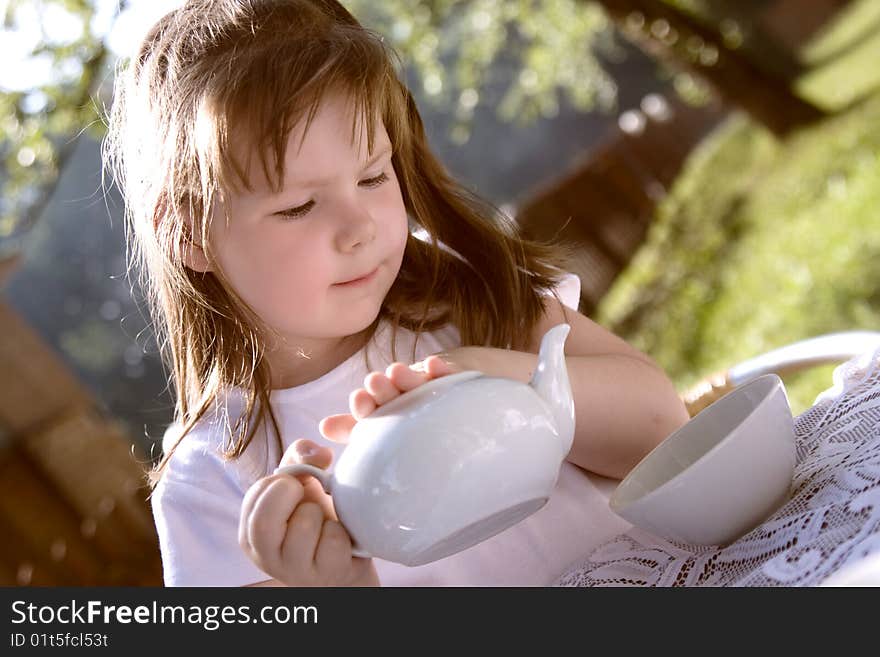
[277,172,390,220]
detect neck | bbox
[264,327,372,390]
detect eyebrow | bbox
[289,144,393,189]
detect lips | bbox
[334,266,378,286]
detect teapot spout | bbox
[530,323,575,455]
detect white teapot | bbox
[276,323,574,566]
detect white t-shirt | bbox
[151,273,632,586]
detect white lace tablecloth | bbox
[556,346,880,587]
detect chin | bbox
[332,303,384,337]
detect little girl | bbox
[105,0,689,586]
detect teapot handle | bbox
[273,464,372,560]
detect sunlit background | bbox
[1,0,878,585]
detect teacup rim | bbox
[609,373,786,512]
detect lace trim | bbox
[555,346,880,586]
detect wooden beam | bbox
[0,301,93,435]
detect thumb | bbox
[319,414,357,444]
[279,439,334,470]
[277,439,338,522]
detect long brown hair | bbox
[103,0,576,488]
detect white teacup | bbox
[609,373,796,546]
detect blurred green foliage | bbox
[5,0,880,419]
[597,0,880,414]
[0,0,111,247]
[598,93,880,414]
[0,0,622,248]
[347,0,618,144]
[796,0,880,110]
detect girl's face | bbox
[209,92,409,361]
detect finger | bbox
[279,439,334,471]
[423,354,458,378]
[313,519,353,575]
[279,501,325,572]
[245,476,306,573]
[349,387,377,420]
[386,362,430,392]
[364,372,400,406]
[269,466,337,524]
[301,476,338,521]
[320,414,357,443]
[239,475,279,552]
[278,439,337,521]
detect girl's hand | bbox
[238,438,379,587]
[320,354,461,443]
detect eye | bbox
[360,172,389,188]
[275,200,315,220]
[274,172,389,220]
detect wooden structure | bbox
[519,0,858,316]
[760,0,853,55]
[0,253,162,586]
[516,93,726,315]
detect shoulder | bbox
[155,397,274,501]
[527,270,654,363]
[545,270,581,312]
[151,414,274,587]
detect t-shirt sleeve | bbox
[547,270,581,311]
[151,426,272,587]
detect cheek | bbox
[379,178,409,248]
[212,223,329,315]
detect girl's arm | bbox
[322,299,689,481]
[439,299,690,480]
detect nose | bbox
[334,200,377,253]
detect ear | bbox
[180,211,213,273]
[182,235,212,273]
[155,192,214,273]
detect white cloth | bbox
[152,272,631,586]
[555,342,880,587]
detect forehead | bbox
[227,91,390,196]
[292,93,389,158]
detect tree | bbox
[590,0,827,136]
[0,0,120,254]
[348,0,619,138]
[0,0,834,254]
[0,0,846,447]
